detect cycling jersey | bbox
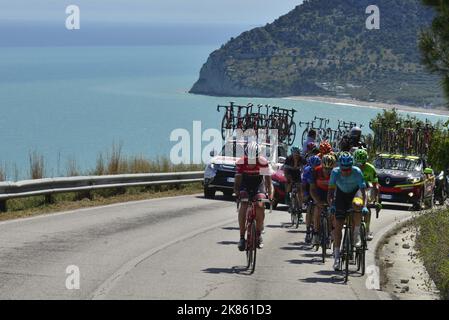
[284,154,305,183]
[302,165,314,185]
[236,156,273,192]
[329,167,366,194]
[311,165,331,191]
[357,163,378,184]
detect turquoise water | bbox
[0,45,448,179]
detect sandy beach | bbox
[285,96,449,117]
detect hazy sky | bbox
[0,0,303,24]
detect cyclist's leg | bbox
[254,183,267,236]
[333,188,349,250]
[352,190,363,228]
[238,190,249,237]
[352,190,364,247]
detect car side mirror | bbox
[424,168,433,175]
[279,157,286,164]
[210,150,216,157]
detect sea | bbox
[1,44,448,180]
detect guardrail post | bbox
[45,194,55,205]
[76,190,92,201]
[0,200,6,212]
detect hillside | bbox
[190,0,445,107]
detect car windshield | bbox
[374,158,422,172]
[220,142,245,158]
[219,141,281,159]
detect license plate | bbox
[227,177,235,183]
[380,194,393,200]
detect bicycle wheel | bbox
[344,227,351,283]
[321,216,328,263]
[221,116,230,140]
[250,222,257,274]
[360,223,366,276]
[287,122,297,146]
[246,224,253,269]
[301,128,308,146]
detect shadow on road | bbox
[217,241,239,245]
[280,245,312,251]
[381,203,412,211]
[221,227,239,231]
[286,259,321,265]
[287,229,306,234]
[300,276,344,284]
[266,223,291,229]
[202,266,251,275]
[299,269,346,284]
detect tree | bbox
[419,0,449,105]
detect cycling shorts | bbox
[285,168,302,183]
[334,187,358,220]
[239,182,266,200]
[316,188,328,203]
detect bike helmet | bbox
[350,126,362,138]
[322,154,337,169]
[308,155,321,168]
[291,146,301,155]
[354,149,368,165]
[339,152,354,168]
[319,141,333,155]
[245,141,259,158]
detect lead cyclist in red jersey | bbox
[234,141,274,251]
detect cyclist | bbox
[302,155,322,243]
[354,149,380,241]
[310,154,337,246]
[302,129,317,156]
[318,140,333,159]
[327,152,368,271]
[234,141,274,251]
[304,142,320,162]
[283,146,306,217]
[339,127,367,152]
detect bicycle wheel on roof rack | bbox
[301,128,308,146]
[287,122,297,146]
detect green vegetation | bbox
[191,0,445,107]
[0,143,204,219]
[414,209,449,299]
[419,0,449,105]
[367,109,449,171]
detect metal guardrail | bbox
[0,171,204,210]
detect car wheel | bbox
[223,190,233,198]
[204,186,216,199]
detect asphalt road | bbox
[0,194,414,300]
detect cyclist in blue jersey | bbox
[302,155,321,244]
[327,152,368,271]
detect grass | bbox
[0,143,205,221]
[414,208,449,300]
